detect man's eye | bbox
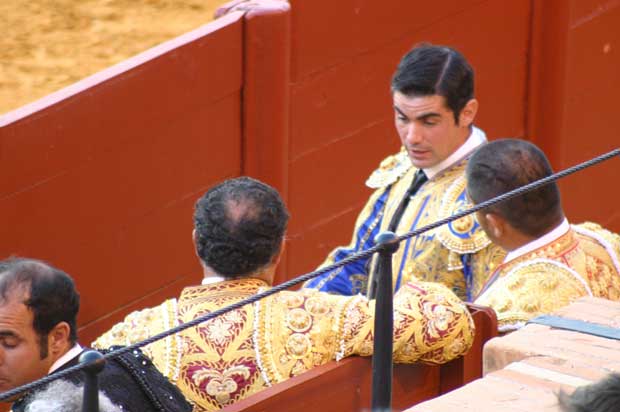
[1,338,19,349]
[396,115,408,122]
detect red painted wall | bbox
[0,13,244,343]
[528,0,620,231]
[283,0,532,281]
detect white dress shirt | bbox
[201,276,226,285]
[49,343,83,374]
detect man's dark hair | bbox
[193,177,289,277]
[558,373,620,412]
[0,257,80,358]
[466,138,563,238]
[391,43,474,123]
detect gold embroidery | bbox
[95,278,475,410]
[437,175,491,254]
[476,228,620,331]
[422,302,454,337]
[365,148,412,189]
[286,309,312,333]
[193,366,251,404]
[286,333,311,358]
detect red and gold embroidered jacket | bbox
[93,279,474,411]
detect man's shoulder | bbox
[365,149,471,190]
[96,346,192,412]
[365,148,413,189]
[573,222,620,264]
[92,298,177,349]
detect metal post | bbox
[79,350,106,412]
[371,231,399,412]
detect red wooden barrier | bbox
[0,12,245,343]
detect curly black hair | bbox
[193,177,289,277]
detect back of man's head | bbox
[558,373,620,412]
[0,257,80,356]
[466,138,563,238]
[193,177,289,277]
[391,43,474,123]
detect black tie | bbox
[368,169,428,298]
[387,169,428,232]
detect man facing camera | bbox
[0,257,191,412]
[94,176,475,411]
[305,43,504,301]
[467,139,620,332]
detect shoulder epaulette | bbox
[436,175,491,254]
[572,222,620,274]
[365,148,413,189]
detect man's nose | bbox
[405,123,423,145]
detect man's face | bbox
[393,92,470,169]
[0,292,53,398]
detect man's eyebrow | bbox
[0,330,19,338]
[416,112,441,121]
[393,105,407,118]
[393,106,442,121]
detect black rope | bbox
[394,148,620,244]
[1,148,617,402]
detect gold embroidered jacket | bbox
[475,222,620,332]
[93,278,474,411]
[305,144,505,301]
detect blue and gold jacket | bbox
[305,144,505,301]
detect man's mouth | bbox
[408,148,430,156]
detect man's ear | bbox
[270,238,287,267]
[459,98,478,127]
[484,212,505,239]
[192,229,200,257]
[48,321,71,357]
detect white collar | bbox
[49,343,83,374]
[423,126,487,179]
[201,276,227,285]
[503,218,571,263]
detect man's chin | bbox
[408,157,437,170]
[406,149,438,168]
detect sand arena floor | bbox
[1,0,226,115]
